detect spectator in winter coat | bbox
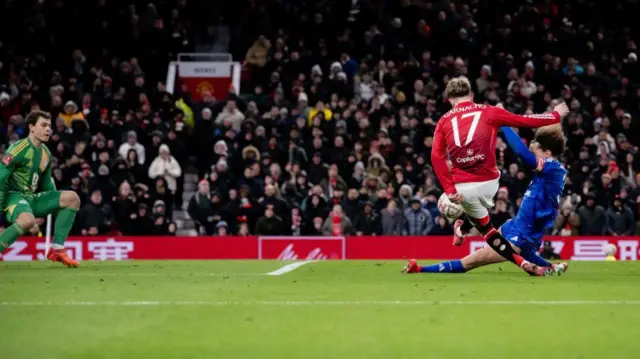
[118,131,146,165]
[577,193,606,235]
[188,180,219,235]
[148,144,182,193]
[261,184,289,219]
[244,36,271,68]
[341,189,361,222]
[215,100,245,132]
[605,196,636,236]
[404,198,433,236]
[78,189,113,235]
[113,181,137,235]
[397,184,413,212]
[319,164,348,198]
[322,204,354,236]
[553,201,581,236]
[379,200,405,235]
[255,205,284,235]
[354,201,378,235]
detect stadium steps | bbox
[174,172,200,236]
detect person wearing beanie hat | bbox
[404,196,433,235]
[148,143,182,193]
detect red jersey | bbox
[431,101,560,194]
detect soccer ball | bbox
[438,193,464,221]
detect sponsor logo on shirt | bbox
[456,153,485,163]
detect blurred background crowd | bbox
[0,0,639,237]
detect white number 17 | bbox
[451,111,482,147]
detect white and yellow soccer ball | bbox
[438,193,464,222]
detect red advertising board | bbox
[1,236,639,261]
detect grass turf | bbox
[1,260,639,359]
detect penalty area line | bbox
[1,300,640,306]
[265,261,312,276]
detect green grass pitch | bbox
[1,260,639,359]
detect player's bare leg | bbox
[403,245,552,276]
[46,190,81,268]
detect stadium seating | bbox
[1,0,639,237]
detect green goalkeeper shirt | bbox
[0,138,56,205]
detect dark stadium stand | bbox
[0,0,639,237]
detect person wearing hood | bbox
[404,197,433,235]
[342,188,361,222]
[397,183,413,211]
[303,192,328,226]
[605,194,635,236]
[577,192,606,235]
[379,199,405,235]
[78,189,114,235]
[111,157,135,188]
[58,100,87,129]
[118,131,146,165]
[354,201,378,235]
[148,143,182,194]
[133,203,154,235]
[307,100,333,126]
[88,164,116,203]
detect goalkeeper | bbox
[0,110,81,267]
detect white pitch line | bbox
[0,273,263,277]
[1,300,639,306]
[265,261,312,276]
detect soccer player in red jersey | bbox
[429,77,569,275]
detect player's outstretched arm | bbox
[0,154,17,207]
[500,127,542,170]
[489,103,568,128]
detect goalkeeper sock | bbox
[420,260,466,273]
[0,223,26,250]
[53,208,78,249]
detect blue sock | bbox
[420,260,466,273]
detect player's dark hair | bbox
[445,77,472,99]
[535,124,565,157]
[26,110,52,127]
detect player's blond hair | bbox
[535,124,565,157]
[445,77,472,99]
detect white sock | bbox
[52,244,64,250]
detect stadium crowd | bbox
[1,0,639,238]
